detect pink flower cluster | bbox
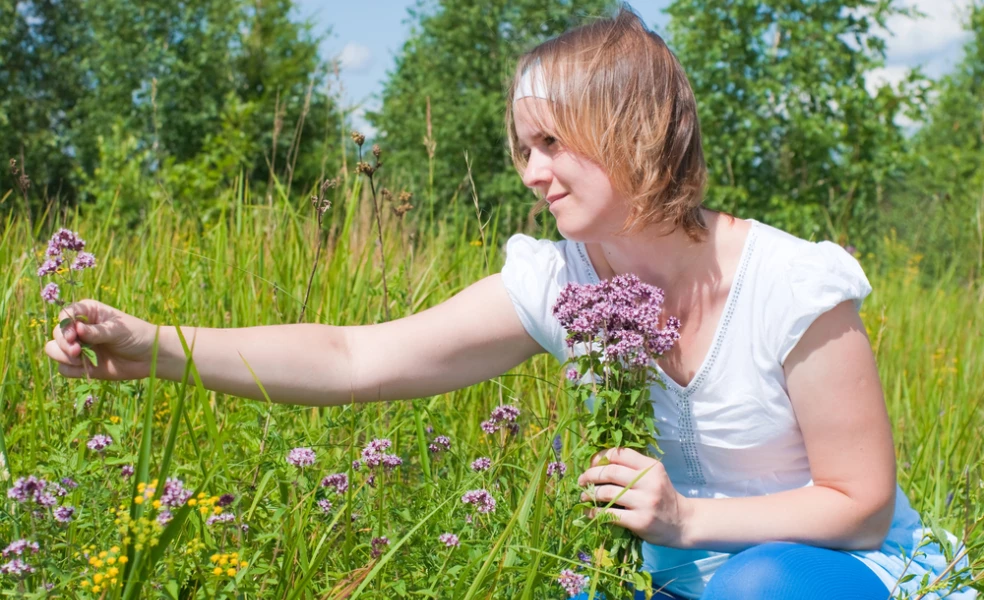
[0,540,40,578]
[320,473,348,494]
[470,457,492,472]
[370,536,390,558]
[461,489,496,514]
[428,435,451,453]
[556,569,589,596]
[286,447,316,468]
[86,434,112,452]
[205,513,235,527]
[7,476,65,507]
[37,228,96,305]
[480,404,520,435]
[547,461,567,478]
[361,439,402,470]
[438,532,460,548]
[160,478,194,508]
[552,273,681,367]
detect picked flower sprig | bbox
[39,228,98,368]
[552,273,681,587]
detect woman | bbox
[47,6,973,599]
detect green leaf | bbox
[81,345,98,367]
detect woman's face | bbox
[513,98,627,242]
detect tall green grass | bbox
[0,175,980,597]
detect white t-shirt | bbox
[500,219,975,600]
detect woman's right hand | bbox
[45,299,157,380]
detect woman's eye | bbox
[544,136,557,147]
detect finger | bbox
[593,447,657,470]
[45,340,81,366]
[55,325,81,358]
[578,463,646,488]
[76,320,113,345]
[581,484,645,509]
[57,362,88,379]
[585,506,642,531]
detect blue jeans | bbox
[573,542,891,599]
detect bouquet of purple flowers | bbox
[553,273,680,457]
[552,273,681,590]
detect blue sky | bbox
[294,0,973,136]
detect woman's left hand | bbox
[577,447,692,547]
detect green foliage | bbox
[368,0,615,228]
[884,3,984,282]
[666,0,916,245]
[0,0,341,215]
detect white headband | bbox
[513,61,551,102]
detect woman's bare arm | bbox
[145,273,544,405]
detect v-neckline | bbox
[573,220,759,397]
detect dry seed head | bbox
[350,131,366,146]
[392,202,414,218]
[398,190,413,203]
[321,178,338,193]
[372,144,381,158]
[355,162,374,176]
[381,188,393,202]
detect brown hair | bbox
[505,5,707,241]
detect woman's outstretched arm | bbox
[47,274,544,406]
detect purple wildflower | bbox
[317,499,332,514]
[381,454,403,470]
[566,367,580,382]
[53,506,75,523]
[552,435,563,457]
[552,274,681,369]
[49,482,67,497]
[320,473,349,494]
[286,447,316,468]
[0,559,35,577]
[241,523,249,533]
[70,252,96,271]
[36,256,63,278]
[217,494,235,507]
[205,513,235,527]
[481,404,521,435]
[160,478,193,508]
[120,464,134,479]
[470,457,492,472]
[428,435,451,453]
[83,395,95,410]
[547,461,567,479]
[35,492,56,508]
[86,434,112,452]
[8,477,47,503]
[461,489,496,514]
[47,229,86,255]
[370,536,389,558]
[352,460,362,471]
[157,510,173,527]
[60,477,78,489]
[2,540,39,557]
[438,533,460,548]
[41,282,60,304]
[557,569,590,597]
[578,551,592,564]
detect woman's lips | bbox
[547,193,568,205]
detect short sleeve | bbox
[499,234,569,363]
[774,241,873,364]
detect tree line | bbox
[2,0,982,280]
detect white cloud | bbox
[338,42,374,74]
[881,0,971,74]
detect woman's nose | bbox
[522,150,551,189]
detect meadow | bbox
[0,166,981,598]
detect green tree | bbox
[666,0,915,244]
[369,0,614,228]
[0,0,341,218]
[888,3,984,281]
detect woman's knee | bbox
[701,542,890,600]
